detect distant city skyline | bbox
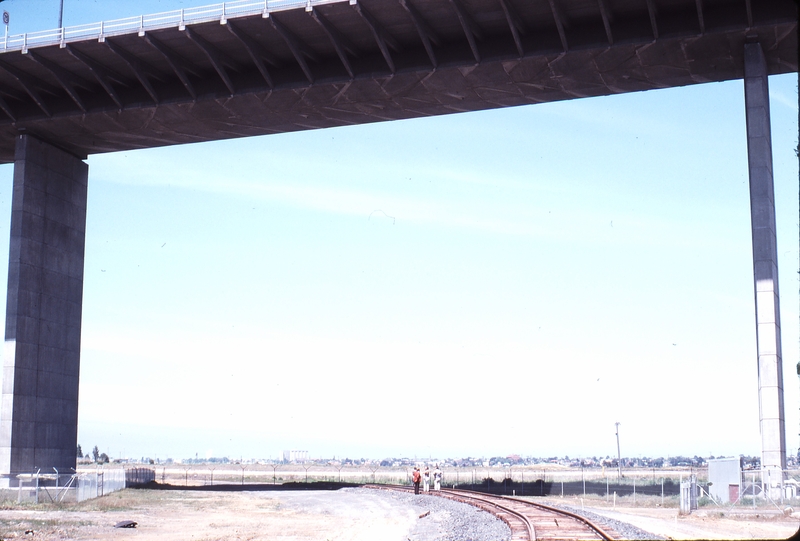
[0,0,795,463]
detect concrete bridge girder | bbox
[0,0,793,161]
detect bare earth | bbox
[0,489,798,540]
[0,489,427,541]
[588,506,800,540]
[538,497,800,540]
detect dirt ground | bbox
[537,496,800,540]
[0,488,798,540]
[594,506,799,540]
[0,488,427,541]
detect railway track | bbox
[367,484,616,540]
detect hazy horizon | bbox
[0,0,796,466]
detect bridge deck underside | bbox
[0,0,794,162]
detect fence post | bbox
[582,465,586,498]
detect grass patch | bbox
[0,517,94,539]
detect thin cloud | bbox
[90,152,734,251]
[770,87,799,113]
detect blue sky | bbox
[0,1,796,462]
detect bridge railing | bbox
[1,0,348,54]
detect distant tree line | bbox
[77,444,109,464]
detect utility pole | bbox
[615,422,622,481]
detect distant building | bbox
[283,450,309,463]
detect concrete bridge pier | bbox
[0,134,87,485]
[743,41,786,497]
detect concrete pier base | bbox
[743,42,786,495]
[0,135,87,484]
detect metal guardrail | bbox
[0,0,350,54]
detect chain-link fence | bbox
[14,467,141,503]
[705,469,800,510]
[15,471,76,504]
[75,468,126,502]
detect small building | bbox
[708,457,742,503]
[283,450,309,463]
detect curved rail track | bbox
[367,484,617,540]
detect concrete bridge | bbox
[0,0,795,489]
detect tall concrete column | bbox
[743,42,786,490]
[0,135,87,483]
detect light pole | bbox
[58,0,64,28]
[615,422,622,481]
[1,0,9,46]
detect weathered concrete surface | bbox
[0,135,87,481]
[743,42,786,490]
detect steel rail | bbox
[366,484,617,540]
[446,488,615,540]
[366,484,534,539]
[500,493,616,541]
[437,488,536,540]
[438,490,536,541]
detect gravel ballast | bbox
[270,487,511,540]
[351,487,511,541]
